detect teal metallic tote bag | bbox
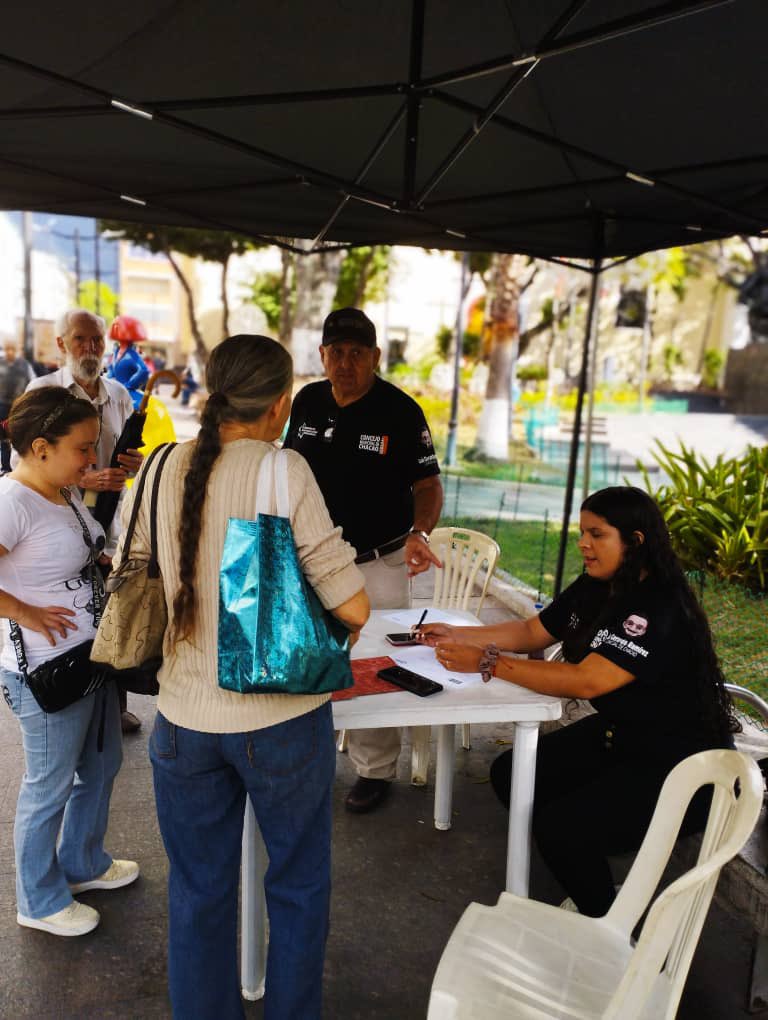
[218,449,353,695]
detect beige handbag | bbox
[90,443,175,694]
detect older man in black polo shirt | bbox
[284,307,443,813]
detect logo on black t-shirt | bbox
[297,423,318,440]
[359,433,388,454]
[622,614,648,637]
[420,427,433,446]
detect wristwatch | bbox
[408,529,430,544]
[478,643,500,683]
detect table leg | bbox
[241,798,268,1001]
[434,724,456,831]
[506,721,540,896]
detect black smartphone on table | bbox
[377,666,443,697]
[385,632,421,647]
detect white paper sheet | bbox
[388,645,485,687]
[384,608,482,628]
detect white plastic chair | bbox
[428,749,764,1020]
[410,527,500,785]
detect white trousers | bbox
[347,546,410,779]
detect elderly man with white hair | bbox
[25,308,144,732]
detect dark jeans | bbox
[150,702,335,1020]
[490,713,712,916]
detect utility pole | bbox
[94,229,101,315]
[22,211,34,361]
[74,227,82,302]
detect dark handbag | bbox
[9,492,106,714]
[90,443,176,695]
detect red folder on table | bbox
[331,656,401,701]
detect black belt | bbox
[354,535,408,565]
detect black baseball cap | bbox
[321,307,376,347]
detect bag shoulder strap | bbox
[121,442,176,562]
[254,448,290,519]
[147,442,176,579]
[275,449,290,519]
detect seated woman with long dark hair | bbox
[418,486,736,917]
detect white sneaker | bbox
[17,901,100,936]
[69,859,139,894]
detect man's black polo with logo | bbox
[283,375,440,557]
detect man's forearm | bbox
[412,477,443,533]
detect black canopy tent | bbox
[2,0,767,590]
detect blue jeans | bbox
[150,702,335,1020]
[0,667,122,918]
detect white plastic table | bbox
[240,609,561,1000]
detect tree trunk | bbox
[279,247,295,349]
[165,249,209,367]
[475,253,524,459]
[220,252,230,337]
[352,249,376,307]
[291,241,345,375]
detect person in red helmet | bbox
[107,315,149,405]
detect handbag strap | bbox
[147,442,176,579]
[254,449,290,519]
[120,442,174,560]
[8,619,29,679]
[60,488,105,625]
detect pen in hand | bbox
[411,608,428,638]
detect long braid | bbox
[169,334,293,643]
[171,393,226,642]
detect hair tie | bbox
[207,391,228,405]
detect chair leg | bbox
[461,723,471,750]
[411,726,431,786]
[336,729,348,753]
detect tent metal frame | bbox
[1,0,763,594]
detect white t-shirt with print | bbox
[0,478,105,672]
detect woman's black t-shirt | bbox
[539,574,722,747]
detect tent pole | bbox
[582,292,601,500]
[553,255,602,596]
[446,252,469,466]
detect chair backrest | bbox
[429,527,500,612]
[603,749,763,1020]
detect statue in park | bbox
[107,314,150,406]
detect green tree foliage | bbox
[435,324,481,361]
[77,279,119,322]
[246,271,282,332]
[99,221,258,363]
[661,342,684,382]
[333,246,390,309]
[639,440,768,591]
[701,348,724,390]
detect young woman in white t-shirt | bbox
[0,387,137,937]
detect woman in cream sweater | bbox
[115,334,369,1020]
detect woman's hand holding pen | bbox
[415,622,455,645]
